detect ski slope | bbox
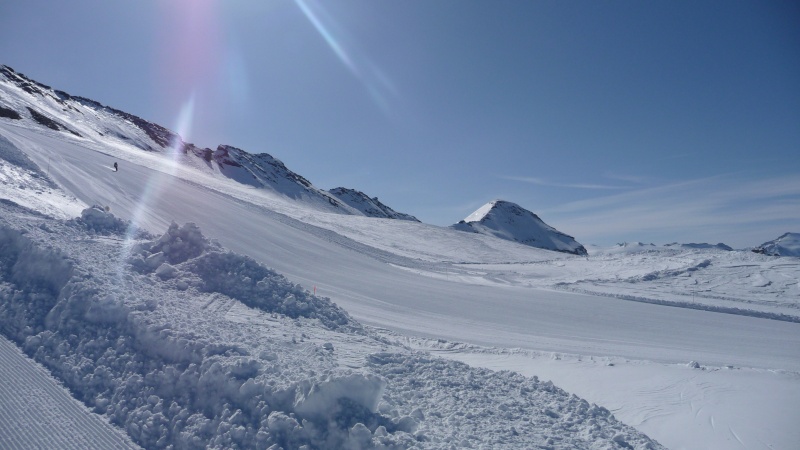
[2,120,800,449]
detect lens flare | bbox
[294,0,398,115]
[118,94,196,273]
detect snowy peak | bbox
[752,232,800,257]
[327,187,419,221]
[452,200,587,255]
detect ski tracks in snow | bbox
[0,335,139,450]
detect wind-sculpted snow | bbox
[0,202,665,449]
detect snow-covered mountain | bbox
[0,65,415,218]
[452,200,587,255]
[753,232,800,257]
[327,187,419,221]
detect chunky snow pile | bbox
[127,221,357,331]
[72,204,142,236]
[327,188,419,222]
[0,202,665,449]
[452,200,587,255]
[753,232,800,257]
[368,353,662,449]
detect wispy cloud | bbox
[542,173,800,247]
[601,171,649,184]
[501,175,627,190]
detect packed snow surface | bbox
[2,64,800,449]
[453,200,588,255]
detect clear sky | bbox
[1,0,798,247]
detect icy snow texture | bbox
[453,200,587,255]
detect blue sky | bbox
[1,0,798,247]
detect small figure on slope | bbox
[113,162,118,172]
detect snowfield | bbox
[1,66,800,449]
[0,202,662,449]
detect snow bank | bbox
[74,205,137,235]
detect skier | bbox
[113,162,118,172]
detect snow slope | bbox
[452,200,588,255]
[0,65,402,219]
[2,67,800,449]
[753,232,800,257]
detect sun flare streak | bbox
[118,95,197,272]
[294,0,395,114]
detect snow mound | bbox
[452,200,587,255]
[128,222,358,331]
[753,232,800,257]
[327,187,419,221]
[74,205,136,235]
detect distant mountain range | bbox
[452,200,587,255]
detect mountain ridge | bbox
[0,64,418,220]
